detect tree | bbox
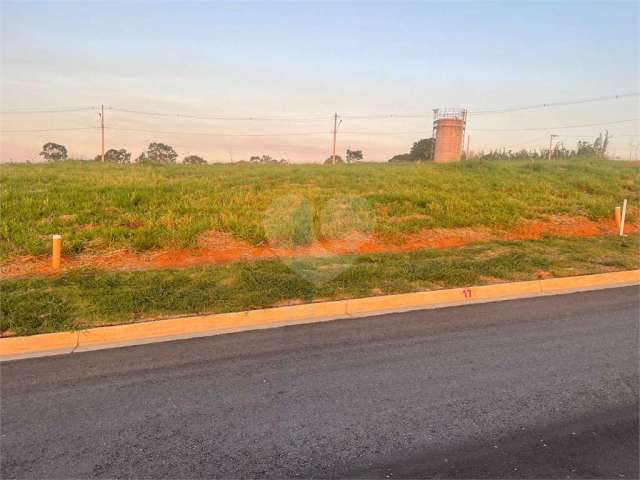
[99,148,131,164]
[388,153,413,163]
[387,138,434,162]
[324,155,344,164]
[142,142,178,164]
[183,155,207,165]
[409,138,435,161]
[39,142,68,162]
[576,131,610,159]
[593,131,609,158]
[345,149,363,163]
[248,154,285,164]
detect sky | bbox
[1,0,639,163]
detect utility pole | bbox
[466,134,470,159]
[100,104,105,162]
[630,140,639,161]
[548,134,559,161]
[332,113,338,164]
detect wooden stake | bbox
[615,206,621,230]
[52,234,62,270]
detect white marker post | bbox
[619,199,627,237]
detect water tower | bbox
[432,108,467,163]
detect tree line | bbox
[38,132,609,165]
[468,132,610,161]
[40,142,207,164]
[38,142,365,165]
[385,133,609,162]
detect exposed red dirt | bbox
[2,215,638,279]
[503,215,625,240]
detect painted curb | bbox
[2,270,638,361]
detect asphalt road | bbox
[1,287,638,479]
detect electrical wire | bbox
[540,133,640,138]
[0,127,99,133]
[468,118,639,132]
[342,93,639,119]
[341,114,431,119]
[469,92,639,115]
[105,126,330,137]
[340,120,638,135]
[1,92,636,119]
[0,107,96,114]
[340,130,427,135]
[4,121,631,136]
[107,107,332,122]
[1,94,637,150]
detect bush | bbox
[183,155,207,165]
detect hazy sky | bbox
[1,1,638,162]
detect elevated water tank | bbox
[433,108,467,163]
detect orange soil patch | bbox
[503,215,624,240]
[1,215,638,279]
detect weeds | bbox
[1,234,637,336]
[1,159,637,258]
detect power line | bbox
[342,118,638,135]
[341,130,426,135]
[468,118,639,132]
[4,121,633,137]
[0,122,436,137]
[342,92,639,119]
[469,92,639,115]
[1,91,636,119]
[341,114,431,119]
[544,133,640,138]
[0,126,98,133]
[105,126,330,137]
[107,107,331,122]
[0,107,96,114]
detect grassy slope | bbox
[1,159,638,258]
[2,234,638,336]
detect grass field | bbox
[1,234,637,336]
[1,158,638,337]
[1,158,638,259]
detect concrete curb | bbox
[2,270,638,361]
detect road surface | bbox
[2,286,638,478]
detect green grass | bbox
[1,159,638,259]
[2,234,637,336]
